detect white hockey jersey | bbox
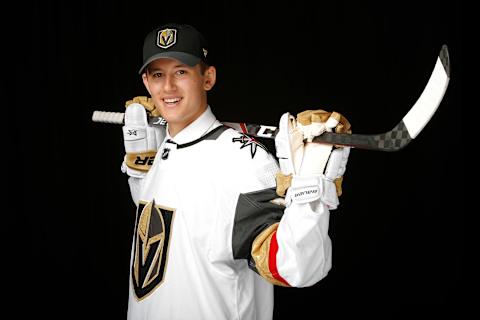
[126,106,332,320]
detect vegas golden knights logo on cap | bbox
[157,28,177,49]
[132,200,175,300]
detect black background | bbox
[7,0,463,318]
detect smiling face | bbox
[142,58,216,137]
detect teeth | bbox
[164,98,181,103]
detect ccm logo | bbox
[257,125,277,138]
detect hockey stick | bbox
[92,45,450,152]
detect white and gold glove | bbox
[121,96,165,178]
[275,109,352,209]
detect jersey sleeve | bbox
[227,145,332,288]
[275,201,332,287]
[232,188,289,286]
[232,187,332,288]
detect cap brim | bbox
[138,52,201,74]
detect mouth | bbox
[162,97,182,107]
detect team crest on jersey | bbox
[132,200,175,300]
[157,28,177,49]
[232,133,268,158]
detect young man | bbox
[121,23,351,320]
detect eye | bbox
[151,71,163,78]
[176,69,186,76]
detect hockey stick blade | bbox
[92,45,450,152]
[225,45,450,151]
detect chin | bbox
[159,108,178,120]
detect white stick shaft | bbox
[92,111,125,124]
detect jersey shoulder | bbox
[217,127,276,163]
[216,127,279,190]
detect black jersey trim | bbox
[232,188,284,260]
[166,125,228,149]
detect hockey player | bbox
[121,23,352,320]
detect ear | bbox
[142,73,152,95]
[203,66,216,91]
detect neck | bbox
[167,104,208,138]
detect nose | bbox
[163,74,176,92]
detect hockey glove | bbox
[275,109,351,209]
[121,96,165,178]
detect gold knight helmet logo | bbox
[157,28,177,49]
[132,200,175,300]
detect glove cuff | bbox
[125,151,157,172]
[286,175,322,205]
[283,174,340,210]
[275,172,292,197]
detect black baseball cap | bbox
[139,23,209,74]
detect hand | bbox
[121,96,165,177]
[274,109,351,209]
[125,96,162,117]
